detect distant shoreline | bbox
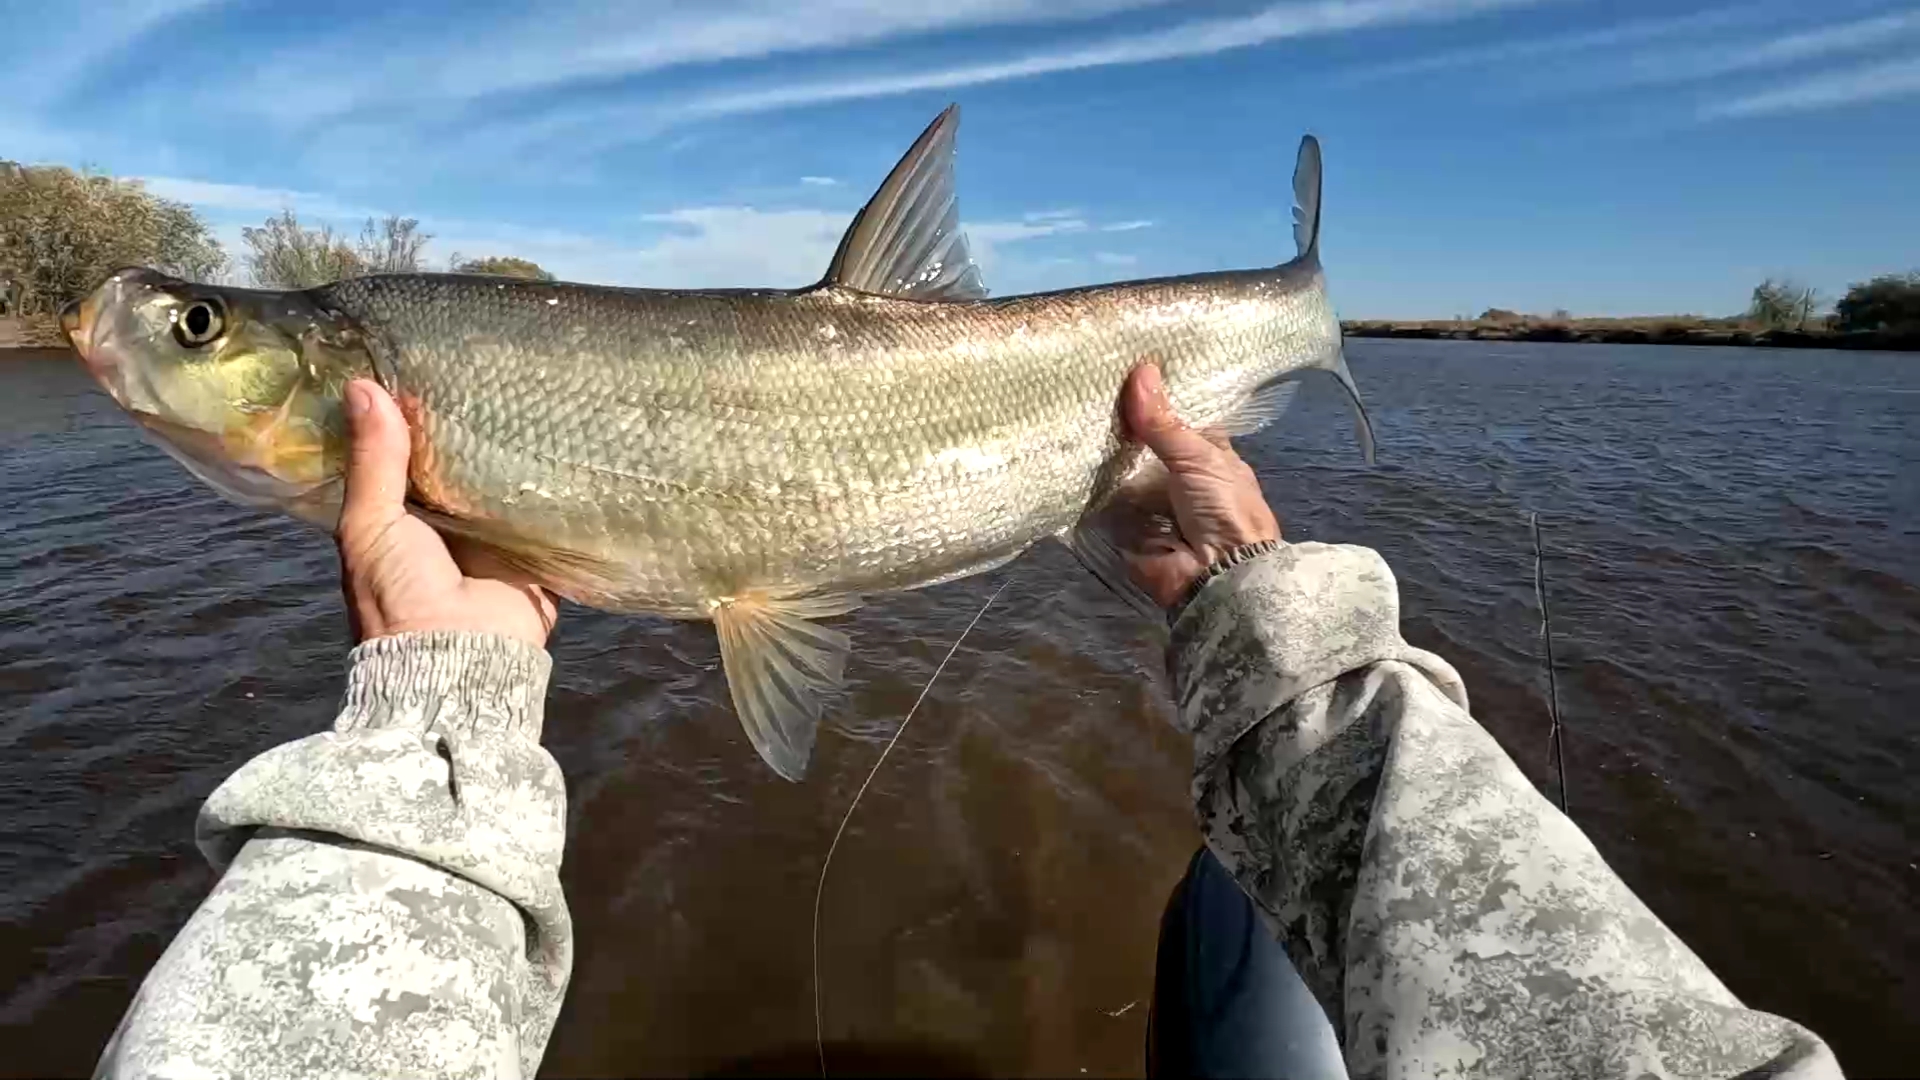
[1341,319,1919,352]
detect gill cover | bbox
[62,267,378,525]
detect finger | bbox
[1122,364,1220,469]
[337,379,411,547]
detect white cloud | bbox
[227,0,1177,125]
[1,0,224,102]
[142,155,1140,292]
[966,214,1089,277]
[1604,11,1920,90]
[1093,251,1139,266]
[629,207,850,285]
[1101,219,1155,232]
[1700,55,1920,119]
[663,0,1546,123]
[432,205,1097,292]
[799,175,841,186]
[138,177,375,221]
[1338,4,1759,83]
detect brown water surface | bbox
[1,340,1915,1076]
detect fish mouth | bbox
[63,283,135,403]
[62,293,112,384]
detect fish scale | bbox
[64,105,1368,780]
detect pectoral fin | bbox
[712,593,862,781]
[1058,452,1176,622]
[1215,379,1302,437]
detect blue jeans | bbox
[1148,848,1347,1079]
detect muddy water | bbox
[1,340,1915,1076]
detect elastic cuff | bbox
[336,630,552,741]
[1168,542,1405,775]
[1173,537,1286,622]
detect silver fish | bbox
[63,106,1370,780]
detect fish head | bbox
[63,267,378,523]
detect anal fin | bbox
[712,593,862,781]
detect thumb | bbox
[1122,364,1218,468]
[337,379,411,545]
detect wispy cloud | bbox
[1338,4,1760,83]
[146,165,1131,292]
[225,0,1179,125]
[138,177,376,221]
[442,203,1113,293]
[664,0,1545,122]
[1093,251,1139,265]
[798,175,841,186]
[1602,10,1920,90]
[1102,219,1155,232]
[1699,54,1920,118]
[465,0,1548,164]
[3,0,223,102]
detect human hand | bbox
[1117,365,1282,608]
[336,379,558,648]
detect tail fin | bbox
[1296,134,1373,463]
[1292,135,1322,263]
[1330,348,1375,464]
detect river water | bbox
[0,340,1914,1076]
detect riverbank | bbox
[1342,318,1919,351]
[0,316,63,351]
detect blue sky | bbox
[5,0,1916,318]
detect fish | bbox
[61,105,1371,781]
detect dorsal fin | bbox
[1291,134,1322,262]
[819,104,988,301]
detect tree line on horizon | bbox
[5,159,1917,336]
[0,161,553,320]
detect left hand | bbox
[335,379,558,648]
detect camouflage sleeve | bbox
[95,630,572,1080]
[1170,542,1842,1079]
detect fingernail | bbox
[1147,366,1170,405]
[345,380,370,418]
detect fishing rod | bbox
[1530,512,1569,815]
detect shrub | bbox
[0,161,225,316]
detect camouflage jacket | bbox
[1174,542,1839,1079]
[96,544,1840,1078]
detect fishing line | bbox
[812,573,1014,1078]
[1530,512,1569,815]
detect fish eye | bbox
[172,298,226,348]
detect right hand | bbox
[1118,364,1283,608]
[335,379,558,648]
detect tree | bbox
[1833,272,1920,335]
[1747,277,1821,330]
[357,215,431,274]
[0,161,226,316]
[242,211,432,288]
[452,255,554,280]
[243,209,363,288]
